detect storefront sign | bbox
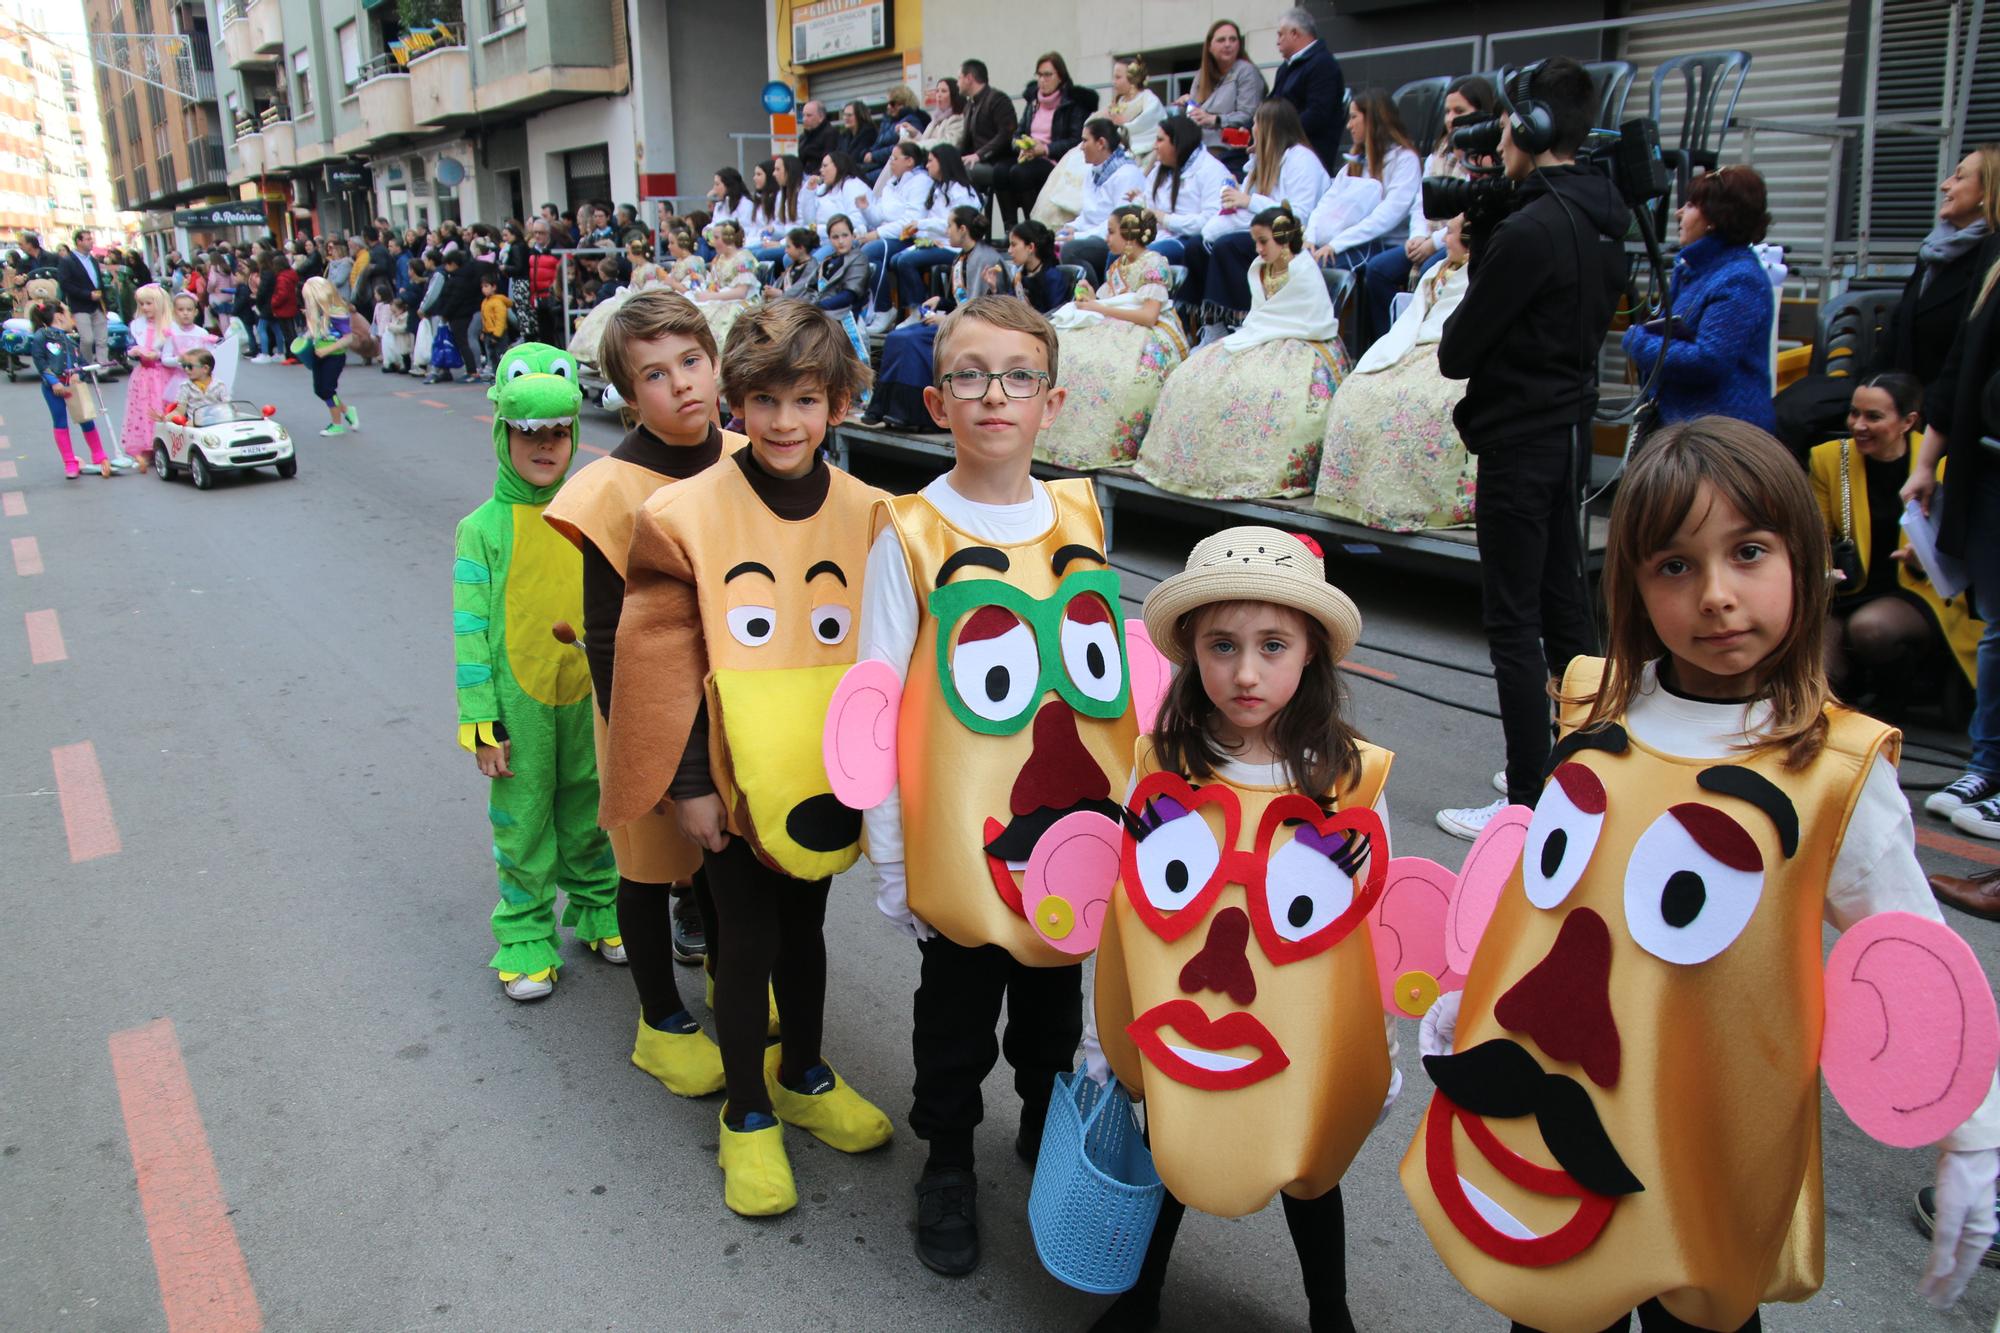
[762,80,797,115]
[173,203,269,227]
[327,164,369,190]
[790,0,890,65]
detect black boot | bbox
[914,1167,979,1276]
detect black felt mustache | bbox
[984,799,1124,861]
[1425,1039,1644,1198]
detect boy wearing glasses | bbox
[851,295,1147,1276]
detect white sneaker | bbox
[1927,772,1998,818]
[502,970,555,1001]
[1436,798,1508,841]
[1950,797,2000,841]
[1491,770,1509,796]
[895,309,924,330]
[590,938,629,965]
[864,309,897,336]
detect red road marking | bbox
[1916,826,2000,869]
[392,390,415,399]
[25,608,65,663]
[0,459,17,479]
[579,442,609,456]
[0,433,11,449]
[419,398,449,409]
[13,535,42,575]
[109,1019,264,1333]
[474,414,492,423]
[51,741,120,861]
[2,490,25,517]
[1338,659,1397,682]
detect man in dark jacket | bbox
[1433,56,1631,835]
[796,100,840,174]
[960,59,1021,227]
[57,229,109,364]
[1270,8,1346,174]
[438,249,486,382]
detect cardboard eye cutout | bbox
[1523,764,1606,910]
[1246,799,1385,965]
[928,569,1134,735]
[1444,804,1532,975]
[1621,803,1765,966]
[1821,910,2000,1148]
[1121,774,1240,941]
[1020,809,1122,953]
[822,658,902,810]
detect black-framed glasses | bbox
[939,368,1051,399]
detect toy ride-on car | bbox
[154,400,296,489]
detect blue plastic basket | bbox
[1028,1070,1166,1294]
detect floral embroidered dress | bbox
[698,250,762,347]
[667,254,708,293]
[1314,258,1475,531]
[1036,249,1187,470]
[1137,257,1348,499]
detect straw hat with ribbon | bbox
[1141,527,1361,664]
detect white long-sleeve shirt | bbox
[865,165,932,234]
[1204,144,1331,244]
[807,177,871,239]
[1148,146,1234,239]
[1622,661,2000,1152]
[1307,146,1421,255]
[911,180,982,242]
[1067,158,1150,241]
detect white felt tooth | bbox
[1460,1176,1540,1240]
[1005,859,1030,872]
[1165,1043,1253,1072]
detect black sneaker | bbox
[671,892,706,965]
[1089,1287,1161,1332]
[914,1168,979,1276]
[1926,772,1997,818]
[1914,1185,2000,1266]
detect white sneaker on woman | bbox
[864,309,897,336]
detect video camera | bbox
[1420,114,1670,229]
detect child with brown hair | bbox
[544,290,744,1098]
[1403,417,2000,1331]
[600,301,891,1216]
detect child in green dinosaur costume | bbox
[453,342,622,1001]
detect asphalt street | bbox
[1,351,1997,1332]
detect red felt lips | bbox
[1425,1094,1618,1267]
[982,816,1028,918]
[1128,998,1290,1090]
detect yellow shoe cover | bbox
[716,1111,797,1217]
[630,1017,725,1098]
[764,1046,894,1153]
[704,973,782,1038]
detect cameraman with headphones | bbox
[1434,57,1632,839]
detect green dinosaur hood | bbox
[488,342,585,505]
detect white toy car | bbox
[153,398,296,489]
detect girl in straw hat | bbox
[1089,524,1401,1332]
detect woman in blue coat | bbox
[1623,164,1778,432]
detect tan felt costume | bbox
[878,479,1141,965]
[601,459,885,880]
[545,434,747,883]
[1097,736,1394,1218]
[1400,657,1898,1333]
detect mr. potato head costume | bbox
[1403,657,2000,1333]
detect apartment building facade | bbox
[1,0,134,251]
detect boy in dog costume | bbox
[600,301,892,1217]
[825,295,1170,1275]
[545,290,745,1096]
[453,342,620,1000]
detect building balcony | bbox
[246,0,284,53]
[220,8,276,69]
[291,112,332,167]
[408,43,472,128]
[471,18,626,119]
[229,130,265,183]
[356,70,417,147]
[263,118,295,172]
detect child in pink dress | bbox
[121,284,174,469]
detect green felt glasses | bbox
[927,569,1131,735]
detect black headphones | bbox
[1505,66,1558,157]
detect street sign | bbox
[762,80,796,116]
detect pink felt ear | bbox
[1444,805,1533,975]
[1371,857,1466,1016]
[1123,619,1172,733]
[1822,910,2000,1149]
[822,659,902,811]
[1019,810,1122,955]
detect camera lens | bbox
[1421,176,1475,222]
[1450,115,1504,158]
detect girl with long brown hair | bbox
[1200,98,1331,329]
[1305,88,1422,286]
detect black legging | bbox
[970,158,1055,229]
[616,866,714,1029]
[1127,1185,1352,1331]
[703,836,829,1124]
[1513,1303,1763,1333]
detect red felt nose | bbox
[1009,700,1110,817]
[1180,906,1257,1006]
[1495,906,1621,1088]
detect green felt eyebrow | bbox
[1697,766,1799,859]
[1052,544,1107,576]
[725,561,775,583]
[938,546,1009,584]
[805,560,847,585]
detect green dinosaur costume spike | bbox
[454,343,618,976]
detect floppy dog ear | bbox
[1444,805,1533,975]
[1369,857,1463,1016]
[1123,619,1172,733]
[822,659,902,810]
[1821,910,2000,1148]
[1019,810,1123,954]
